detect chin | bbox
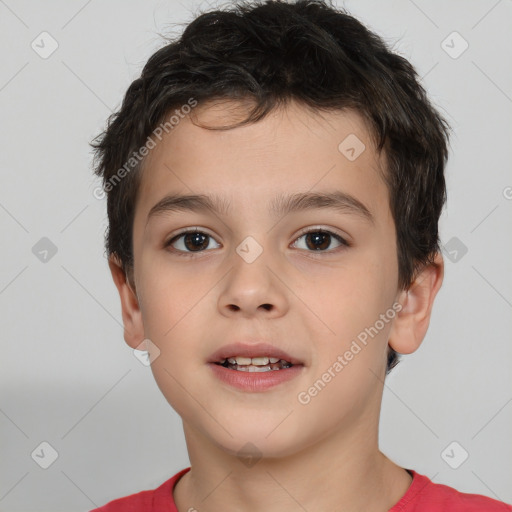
[216,433,303,461]
[200,411,310,461]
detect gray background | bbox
[1,0,511,510]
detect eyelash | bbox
[163,227,350,257]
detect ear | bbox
[108,254,145,350]
[388,252,444,354]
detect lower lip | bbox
[208,363,303,392]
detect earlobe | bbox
[107,254,145,350]
[388,252,444,355]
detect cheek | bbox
[138,254,212,340]
[296,263,394,421]
[141,267,198,367]
[137,261,213,420]
[307,255,396,366]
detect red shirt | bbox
[90,468,512,511]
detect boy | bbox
[89,0,511,510]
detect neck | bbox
[174,422,412,512]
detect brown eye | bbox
[165,230,220,253]
[293,230,348,252]
[305,232,330,250]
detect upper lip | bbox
[208,342,303,365]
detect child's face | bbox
[124,100,406,457]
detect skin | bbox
[109,99,444,512]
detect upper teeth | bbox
[225,356,282,365]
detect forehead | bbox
[134,100,388,228]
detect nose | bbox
[217,250,289,319]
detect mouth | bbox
[208,342,303,369]
[214,356,293,372]
[208,342,304,392]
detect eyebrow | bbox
[146,190,374,225]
